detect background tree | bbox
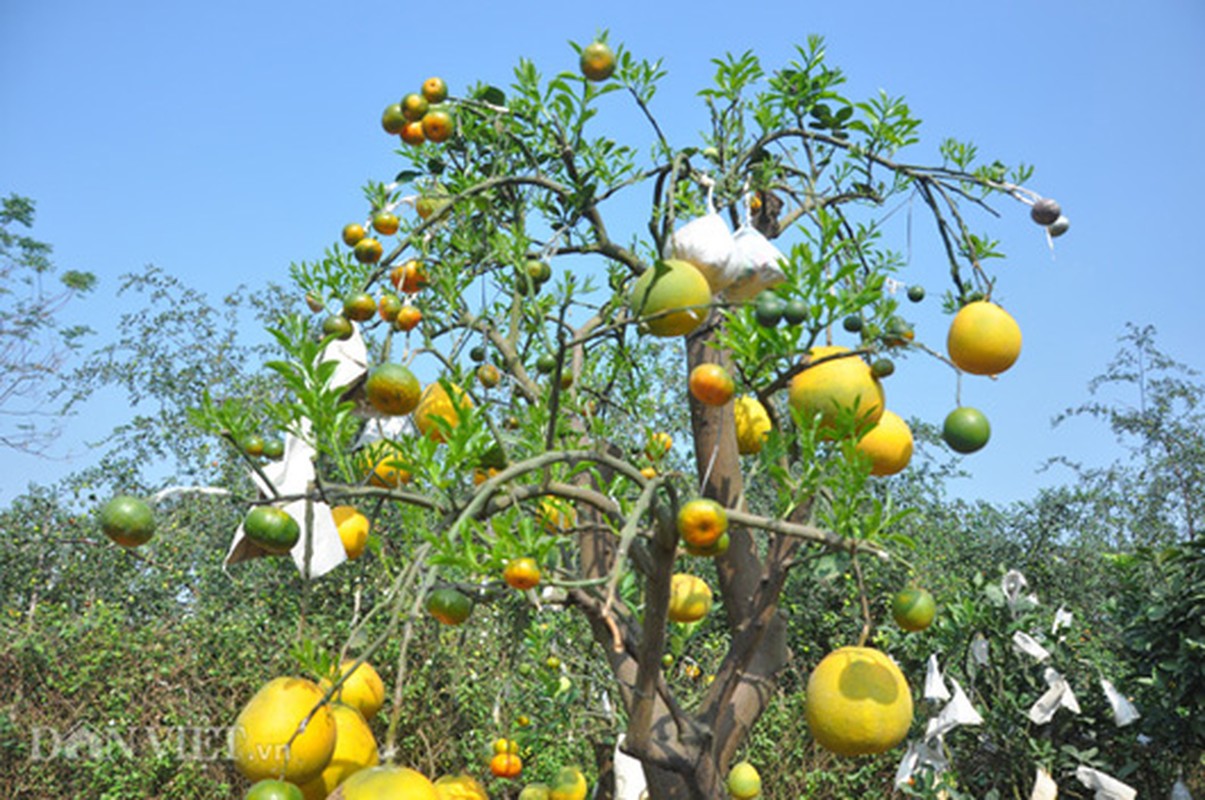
[0,194,95,452]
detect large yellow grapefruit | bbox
[854,409,913,476]
[946,301,1022,376]
[667,574,713,623]
[232,677,337,784]
[805,647,913,756]
[320,659,386,720]
[298,703,380,799]
[327,766,439,800]
[788,346,884,437]
[733,395,772,455]
[413,382,473,442]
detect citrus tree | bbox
[158,35,1064,798]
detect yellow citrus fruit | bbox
[298,703,380,799]
[677,498,728,549]
[361,441,412,488]
[854,409,913,476]
[232,677,337,784]
[518,784,551,800]
[628,259,712,337]
[645,431,672,460]
[539,497,576,534]
[805,646,913,756]
[332,506,370,560]
[549,766,588,800]
[320,659,386,720]
[580,41,617,81]
[639,466,657,480]
[891,587,936,632]
[668,574,713,623]
[788,346,884,437]
[491,737,519,755]
[413,382,473,442]
[489,752,523,778]
[733,395,772,455]
[946,301,1022,376]
[433,773,489,800]
[726,762,762,800]
[327,765,438,800]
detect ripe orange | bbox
[580,41,616,81]
[99,495,156,548]
[232,677,337,784]
[504,557,541,590]
[413,382,472,442]
[343,291,377,322]
[332,505,370,560]
[433,773,488,800]
[628,259,712,337]
[243,506,300,555]
[942,406,991,454]
[381,103,407,135]
[422,77,448,104]
[733,395,772,455]
[320,659,386,720]
[667,574,713,623]
[394,306,423,333]
[372,211,400,236]
[398,259,428,294]
[688,363,736,406]
[891,587,936,632]
[549,766,588,800]
[422,109,454,143]
[489,752,523,779]
[805,647,913,756]
[639,466,657,480]
[788,345,884,437]
[491,738,519,756]
[684,531,729,558]
[365,363,422,416]
[677,498,728,549]
[341,223,367,247]
[415,193,450,221]
[854,409,913,476]
[645,431,672,460]
[328,766,438,800]
[353,238,383,265]
[400,120,426,146]
[427,588,473,626]
[402,92,429,121]
[946,301,1022,376]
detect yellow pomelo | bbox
[298,703,380,799]
[726,761,762,799]
[332,506,370,560]
[433,773,489,799]
[413,382,473,442]
[232,677,337,784]
[327,766,438,800]
[518,785,551,800]
[788,346,884,437]
[668,574,713,623]
[854,410,913,476]
[628,259,712,337]
[548,766,588,800]
[361,441,412,488]
[733,395,772,455]
[320,659,386,720]
[805,646,913,756]
[946,301,1022,376]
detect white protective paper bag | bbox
[1028,667,1081,725]
[1074,766,1136,800]
[1100,678,1141,727]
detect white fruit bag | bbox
[663,179,738,293]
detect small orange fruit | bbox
[580,41,616,81]
[412,382,472,442]
[343,291,377,322]
[676,498,728,550]
[426,587,473,626]
[400,120,425,146]
[332,505,370,560]
[476,363,501,389]
[733,395,772,455]
[645,431,672,460]
[422,77,448,104]
[372,211,400,236]
[353,238,383,265]
[489,752,523,779]
[668,574,713,623]
[401,92,429,121]
[342,223,367,247]
[422,109,454,143]
[381,103,407,135]
[688,363,736,406]
[504,557,541,591]
[399,260,428,294]
[99,495,156,548]
[394,306,422,332]
[378,293,403,322]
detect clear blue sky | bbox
[3,0,1204,505]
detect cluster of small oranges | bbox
[381,76,453,147]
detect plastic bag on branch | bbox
[925,678,983,739]
[1100,678,1141,727]
[1012,631,1051,662]
[724,219,787,302]
[924,653,952,702]
[663,178,737,293]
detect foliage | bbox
[0,193,96,452]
